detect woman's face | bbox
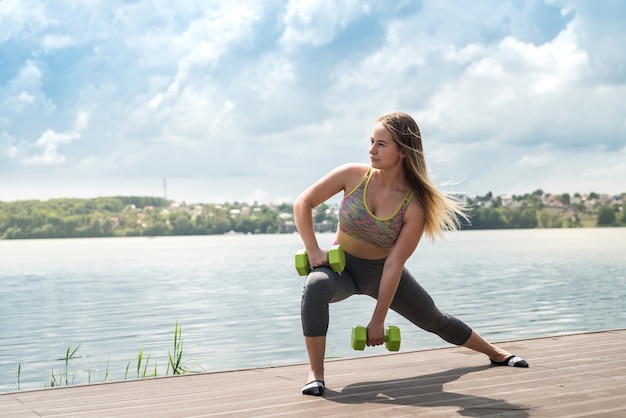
[369,122,404,169]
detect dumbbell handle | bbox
[294,244,345,276]
[352,325,394,342]
[351,325,401,351]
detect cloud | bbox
[558,0,626,83]
[0,131,18,162]
[41,34,73,53]
[279,0,372,50]
[419,28,593,145]
[0,0,51,44]
[22,109,91,165]
[1,60,49,113]
[0,1,624,203]
[515,154,554,168]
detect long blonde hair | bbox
[377,112,469,241]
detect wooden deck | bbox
[2,329,625,417]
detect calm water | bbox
[1,229,625,392]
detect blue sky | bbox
[1,0,625,204]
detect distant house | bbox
[279,221,297,234]
[314,220,336,233]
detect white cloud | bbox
[174,5,259,83]
[0,131,18,160]
[22,110,91,165]
[419,27,591,143]
[0,0,51,43]
[2,60,42,102]
[245,188,269,204]
[17,91,34,103]
[1,60,58,120]
[557,0,626,83]
[41,34,73,53]
[0,1,624,203]
[126,3,261,148]
[515,154,554,168]
[279,0,371,50]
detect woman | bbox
[293,112,528,397]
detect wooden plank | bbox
[1,330,625,417]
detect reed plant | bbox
[48,344,81,388]
[167,321,188,375]
[104,356,111,382]
[64,344,81,385]
[129,346,158,379]
[17,323,197,391]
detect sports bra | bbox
[338,168,414,248]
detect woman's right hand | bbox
[306,247,329,270]
[366,320,385,347]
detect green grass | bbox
[49,344,81,388]
[16,323,200,392]
[168,321,189,375]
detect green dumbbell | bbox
[294,244,346,276]
[351,325,401,351]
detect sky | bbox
[1,0,625,205]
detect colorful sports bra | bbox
[338,168,414,248]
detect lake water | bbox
[1,229,625,393]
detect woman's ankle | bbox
[307,369,324,383]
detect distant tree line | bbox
[462,190,626,229]
[0,191,624,240]
[0,197,286,240]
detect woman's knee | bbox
[423,313,473,345]
[416,312,451,334]
[301,269,334,337]
[302,269,334,301]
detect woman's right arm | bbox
[293,163,361,268]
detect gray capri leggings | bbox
[301,252,473,346]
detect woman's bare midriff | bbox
[335,228,392,260]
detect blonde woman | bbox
[294,112,528,396]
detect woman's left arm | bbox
[367,202,426,346]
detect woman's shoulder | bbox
[328,163,370,194]
[333,163,370,177]
[404,191,425,222]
